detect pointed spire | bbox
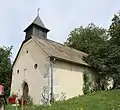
[32,14,46,29]
[24,9,49,32]
[24,9,50,40]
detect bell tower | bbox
[24,9,50,40]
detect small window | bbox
[17,70,19,74]
[34,64,38,69]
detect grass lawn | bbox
[6,90,120,110]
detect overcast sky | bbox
[0,0,120,59]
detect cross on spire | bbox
[37,8,40,16]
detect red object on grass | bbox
[8,95,26,105]
[8,96,16,104]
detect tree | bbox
[107,12,120,88]
[109,12,120,46]
[85,12,120,89]
[66,13,120,90]
[0,46,13,96]
[85,42,118,89]
[65,23,108,54]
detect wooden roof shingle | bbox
[33,36,89,66]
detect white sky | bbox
[0,0,119,60]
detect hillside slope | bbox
[7,90,120,110]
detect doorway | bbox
[22,81,29,101]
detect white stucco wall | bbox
[11,39,49,104]
[53,60,85,101]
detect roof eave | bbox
[50,56,90,67]
[24,23,50,32]
[12,37,32,68]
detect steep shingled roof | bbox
[24,15,49,32]
[33,15,46,29]
[32,36,89,66]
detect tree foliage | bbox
[107,12,120,88]
[109,13,120,46]
[65,12,120,90]
[87,13,120,89]
[65,23,108,54]
[0,46,12,96]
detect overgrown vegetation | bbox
[25,95,33,106]
[83,71,91,94]
[6,90,120,110]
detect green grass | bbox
[6,90,120,110]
